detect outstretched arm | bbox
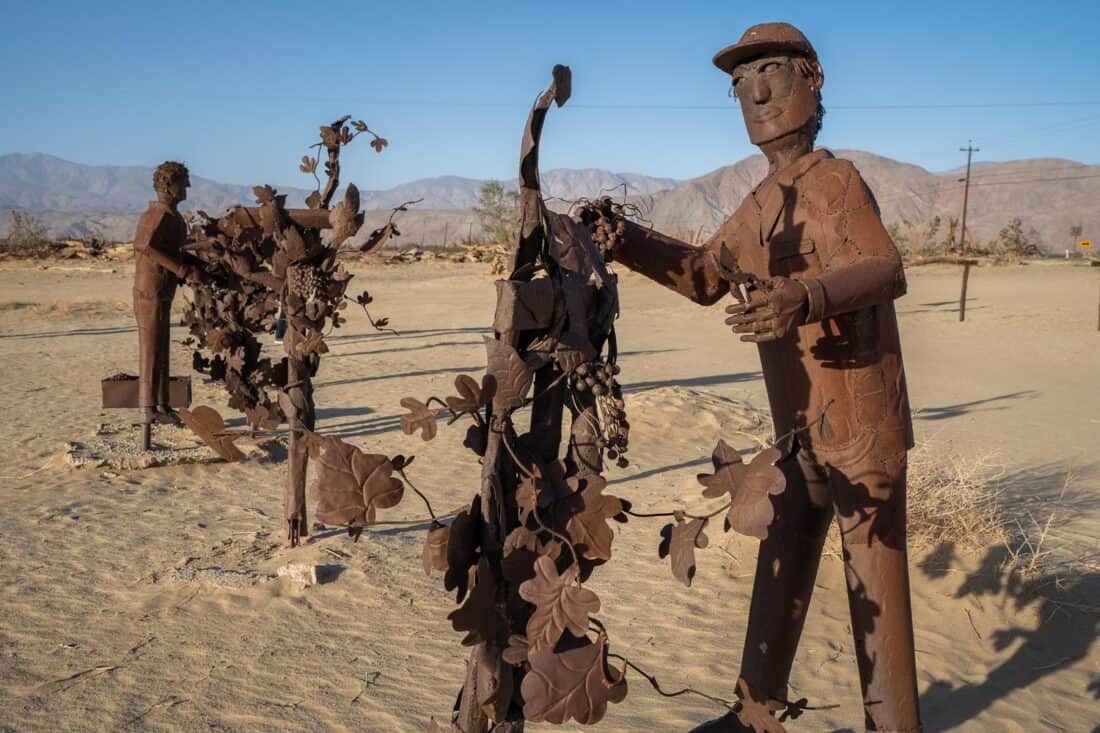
[613,220,731,306]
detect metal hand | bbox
[725,276,808,342]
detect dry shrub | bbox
[906,441,1008,550]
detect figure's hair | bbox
[792,56,826,140]
[153,161,189,195]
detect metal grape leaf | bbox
[447,557,505,646]
[521,632,627,725]
[179,406,247,462]
[445,374,495,415]
[290,330,328,359]
[371,137,389,153]
[565,474,623,561]
[243,401,281,431]
[422,523,450,575]
[518,555,601,651]
[445,496,482,603]
[502,634,530,666]
[735,678,788,733]
[303,431,404,527]
[463,423,488,456]
[360,223,398,255]
[399,397,439,441]
[698,441,786,541]
[658,516,710,587]
[484,338,533,411]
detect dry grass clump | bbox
[906,442,1008,551]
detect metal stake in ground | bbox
[958,258,978,322]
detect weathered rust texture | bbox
[101,374,191,409]
[609,22,922,733]
[131,162,201,446]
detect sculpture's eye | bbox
[760,61,781,74]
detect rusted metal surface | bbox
[101,374,191,409]
[130,162,202,442]
[605,22,923,733]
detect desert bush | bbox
[994,217,1042,257]
[2,210,52,255]
[473,180,520,245]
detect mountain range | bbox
[2,151,1096,252]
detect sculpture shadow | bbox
[317,364,485,390]
[326,326,491,346]
[915,462,1100,730]
[0,324,137,340]
[913,390,1039,422]
[622,370,762,394]
[331,339,485,359]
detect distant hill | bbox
[0,153,676,216]
[0,153,312,213]
[2,151,1096,251]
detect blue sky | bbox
[2,0,1098,190]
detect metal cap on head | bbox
[712,22,816,74]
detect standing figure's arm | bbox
[799,167,907,324]
[613,220,732,306]
[133,210,193,281]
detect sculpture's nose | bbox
[751,76,771,104]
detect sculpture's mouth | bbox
[752,105,784,122]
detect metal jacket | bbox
[620,149,913,463]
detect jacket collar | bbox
[752,148,833,244]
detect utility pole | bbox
[957,141,980,254]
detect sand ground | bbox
[0,259,1097,732]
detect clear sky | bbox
[2,0,1098,190]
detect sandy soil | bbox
[0,259,1097,732]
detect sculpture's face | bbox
[163,175,190,205]
[731,54,819,146]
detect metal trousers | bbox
[133,288,174,408]
[737,447,922,732]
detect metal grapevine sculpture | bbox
[588,22,921,733]
[404,65,631,732]
[307,66,781,733]
[180,116,402,545]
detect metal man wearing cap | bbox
[607,22,921,733]
[132,161,204,428]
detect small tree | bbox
[1069,224,1083,254]
[995,217,1041,257]
[886,222,910,257]
[473,180,520,245]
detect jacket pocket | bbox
[769,235,817,276]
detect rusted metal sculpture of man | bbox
[133,162,203,434]
[607,23,921,733]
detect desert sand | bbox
[0,259,1097,732]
